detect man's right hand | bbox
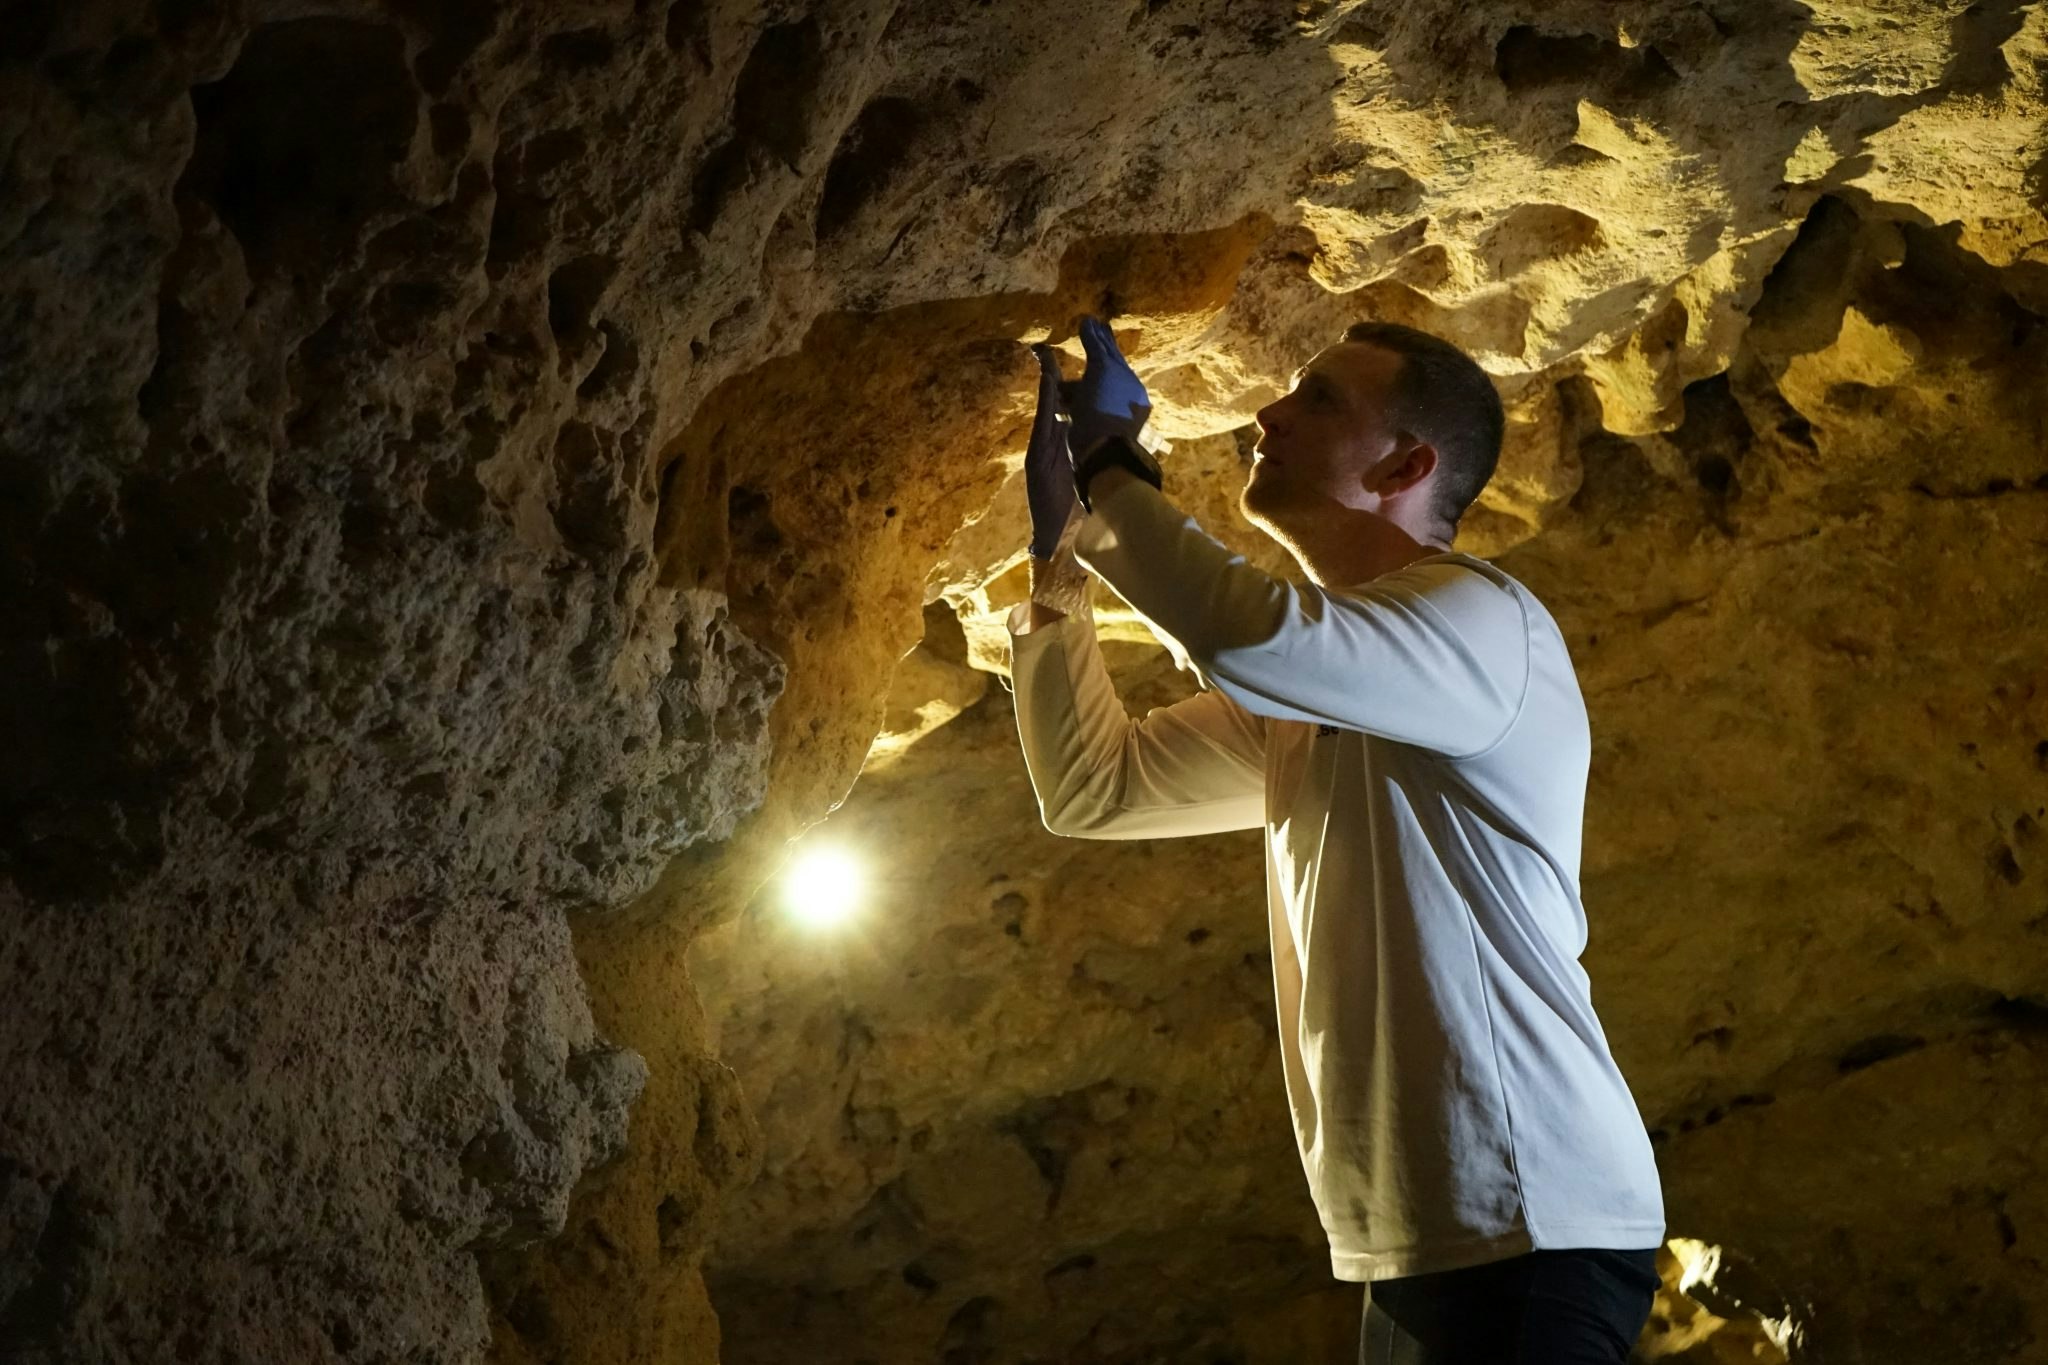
[1020,342,1091,629]
[1025,343,1077,561]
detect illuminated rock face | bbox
[1,3,2043,1364]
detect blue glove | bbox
[1024,343,1077,560]
[1062,316,1152,460]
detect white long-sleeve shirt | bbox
[1008,478,1665,1282]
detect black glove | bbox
[1024,343,1078,560]
[1072,431,1163,510]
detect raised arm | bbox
[1074,475,1531,759]
[1009,591,1267,839]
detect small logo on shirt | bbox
[1316,723,1342,738]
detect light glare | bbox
[781,843,865,929]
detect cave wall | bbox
[4,3,785,1357]
[3,1,2045,1363]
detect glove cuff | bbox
[1073,433,1162,511]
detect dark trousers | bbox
[1358,1248,1660,1364]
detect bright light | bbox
[1669,1236,1722,1294]
[780,842,866,929]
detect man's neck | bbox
[1276,505,1450,587]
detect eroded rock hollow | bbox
[3,1,2044,1362]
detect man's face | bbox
[1241,343,1404,530]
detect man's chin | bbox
[1238,477,1287,532]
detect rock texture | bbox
[2,0,2044,1363]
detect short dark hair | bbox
[1341,321,1504,529]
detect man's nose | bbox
[1255,402,1281,434]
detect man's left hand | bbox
[1063,316,1152,459]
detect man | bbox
[1008,317,1665,1363]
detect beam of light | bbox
[780,842,866,930]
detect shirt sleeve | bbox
[1008,603,1267,839]
[1072,478,1532,759]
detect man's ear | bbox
[1372,437,1438,496]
